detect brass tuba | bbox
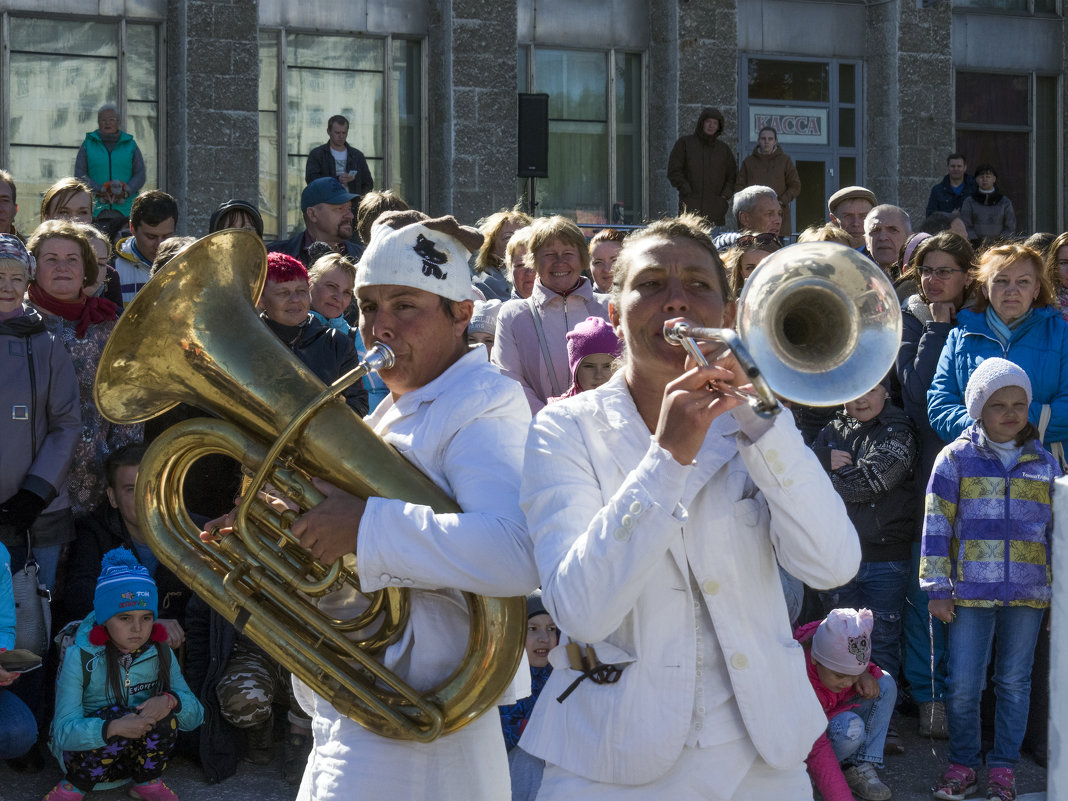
[665,241,903,415]
[94,230,526,742]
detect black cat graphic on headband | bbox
[413,233,449,280]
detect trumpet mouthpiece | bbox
[363,342,396,373]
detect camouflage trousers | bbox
[215,637,310,728]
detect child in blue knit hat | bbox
[43,547,203,801]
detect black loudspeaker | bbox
[517,93,549,178]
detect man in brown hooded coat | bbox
[667,107,736,226]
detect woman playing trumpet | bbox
[516,215,862,800]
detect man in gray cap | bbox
[827,186,877,249]
[267,177,362,266]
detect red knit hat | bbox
[266,251,308,284]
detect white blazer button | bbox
[766,449,779,461]
[614,527,629,542]
[403,578,414,586]
[379,573,392,583]
[701,579,719,595]
[621,514,634,529]
[731,653,749,670]
[629,500,642,514]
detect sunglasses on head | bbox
[736,232,783,252]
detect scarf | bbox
[985,305,1030,348]
[28,283,118,338]
[311,309,352,334]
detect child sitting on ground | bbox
[44,548,203,801]
[797,607,896,801]
[547,316,621,403]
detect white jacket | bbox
[518,373,861,786]
[299,348,539,801]
[491,278,609,413]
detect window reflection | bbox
[521,47,644,224]
[260,33,422,240]
[7,18,158,236]
[748,59,829,103]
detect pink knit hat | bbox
[812,608,873,676]
[566,316,622,381]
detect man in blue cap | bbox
[267,177,363,266]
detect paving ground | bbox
[0,714,1048,800]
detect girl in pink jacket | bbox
[796,608,896,801]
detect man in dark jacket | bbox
[305,114,374,201]
[925,153,977,217]
[267,177,364,267]
[666,107,737,226]
[56,444,190,636]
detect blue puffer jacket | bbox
[927,305,1068,447]
[920,424,1059,607]
[0,543,14,650]
[50,613,203,788]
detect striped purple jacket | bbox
[919,424,1060,608]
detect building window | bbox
[2,14,162,236]
[955,71,1057,233]
[258,31,423,241]
[518,46,645,225]
[740,56,863,236]
[952,0,1058,13]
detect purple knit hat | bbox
[812,608,873,676]
[566,316,622,381]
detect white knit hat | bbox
[469,299,503,336]
[812,608,873,676]
[964,357,1032,420]
[356,211,483,303]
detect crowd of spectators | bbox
[0,100,1061,801]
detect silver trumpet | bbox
[665,241,903,417]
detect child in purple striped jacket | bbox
[921,357,1060,801]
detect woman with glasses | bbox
[894,231,976,741]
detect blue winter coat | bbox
[927,305,1068,447]
[50,613,203,789]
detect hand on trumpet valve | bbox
[656,359,749,466]
[289,478,366,564]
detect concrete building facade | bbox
[0,0,1063,240]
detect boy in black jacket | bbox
[812,381,918,685]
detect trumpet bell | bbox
[737,241,902,407]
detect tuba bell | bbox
[94,230,526,742]
[665,241,902,415]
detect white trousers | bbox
[535,737,813,801]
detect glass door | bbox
[794,159,829,234]
[739,57,863,239]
